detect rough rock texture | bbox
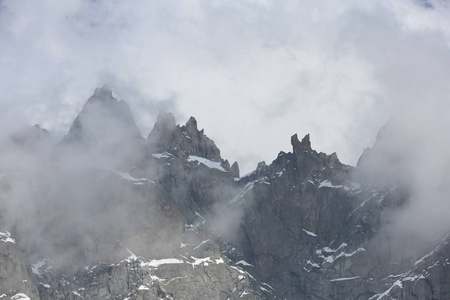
[0,231,40,299]
[148,113,223,162]
[229,131,450,299]
[33,252,259,300]
[0,87,448,300]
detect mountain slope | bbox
[0,87,448,300]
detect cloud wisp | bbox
[1,0,450,269]
[0,0,449,173]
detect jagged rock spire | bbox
[148,114,221,161]
[186,117,199,143]
[231,161,240,178]
[291,133,312,152]
[92,84,113,98]
[148,112,177,150]
[290,133,343,178]
[63,85,142,145]
[60,86,144,169]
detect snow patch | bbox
[187,156,226,172]
[229,181,255,204]
[0,231,15,244]
[319,180,342,189]
[403,274,425,281]
[240,291,250,297]
[195,211,206,224]
[316,243,364,265]
[414,248,438,266]
[72,291,82,298]
[10,294,30,300]
[125,248,137,261]
[230,266,246,274]
[330,276,361,282]
[369,280,402,300]
[306,260,320,268]
[316,243,347,255]
[193,239,211,250]
[152,152,173,159]
[141,258,184,268]
[239,170,256,180]
[236,260,254,267]
[31,259,53,278]
[190,256,218,267]
[150,275,165,282]
[261,282,274,290]
[303,229,317,237]
[114,171,155,185]
[259,286,272,293]
[324,248,365,263]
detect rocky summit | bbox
[0,87,448,300]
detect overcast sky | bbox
[1,0,449,173]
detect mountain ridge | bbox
[0,86,448,299]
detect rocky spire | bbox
[63,85,143,145]
[182,116,220,160]
[147,114,221,161]
[290,133,339,178]
[92,84,113,99]
[291,133,312,152]
[230,161,240,178]
[147,112,178,150]
[185,117,199,143]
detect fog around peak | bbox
[1,0,450,174]
[1,0,450,272]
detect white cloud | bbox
[0,0,449,173]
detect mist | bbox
[2,0,450,175]
[1,0,450,282]
[0,87,185,271]
[353,97,450,264]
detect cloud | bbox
[0,92,185,269]
[0,0,449,174]
[366,105,450,243]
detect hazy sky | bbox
[1,0,449,173]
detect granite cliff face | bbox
[0,86,448,299]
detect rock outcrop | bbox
[0,231,40,300]
[0,86,448,300]
[148,113,222,161]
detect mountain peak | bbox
[148,114,221,161]
[186,116,197,129]
[93,84,113,97]
[85,84,117,107]
[10,124,51,147]
[291,133,312,151]
[186,116,199,142]
[148,112,177,149]
[62,86,142,148]
[155,112,177,130]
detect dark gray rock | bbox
[148,113,221,161]
[0,87,448,300]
